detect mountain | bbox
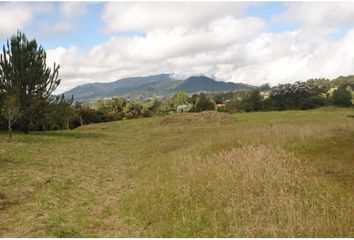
[176,76,253,93]
[64,74,175,102]
[64,74,254,102]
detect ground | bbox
[0,107,353,237]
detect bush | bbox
[124,101,143,119]
[242,90,263,112]
[142,99,161,117]
[96,97,126,121]
[172,91,189,110]
[190,93,216,112]
[331,87,353,107]
[157,99,174,116]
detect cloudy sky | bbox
[1,1,354,93]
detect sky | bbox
[0,1,354,93]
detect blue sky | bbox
[0,2,353,92]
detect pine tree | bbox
[0,31,61,133]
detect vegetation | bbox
[190,93,216,112]
[0,32,352,135]
[0,31,353,237]
[0,31,61,134]
[331,86,353,107]
[0,108,353,237]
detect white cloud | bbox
[48,13,354,94]
[37,2,89,36]
[279,2,354,32]
[0,2,51,37]
[60,2,87,17]
[0,2,82,37]
[101,2,250,33]
[48,15,266,92]
[36,2,354,93]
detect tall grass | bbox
[123,145,353,237]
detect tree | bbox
[212,93,225,104]
[156,98,173,115]
[48,95,76,130]
[124,101,143,119]
[172,91,189,110]
[3,95,19,138]
[142,99,161,117]
[76,106,99,125]
[110,97,127,120]
[190,93,216,112]
[269,82,326,110]
[0,31,60,133]
[259,83,271,91]
[224,91,250,113]
[331,87,352,107]
[96,97,127,121]
[242,89,263,112]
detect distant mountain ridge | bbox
[64,74,254,102]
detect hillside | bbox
[175,76,252,93]
[1,108,353,237]
[64,74,254,102]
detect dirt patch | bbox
[159,111,231,126]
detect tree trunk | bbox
[80,116,83,126]
[8,120,12,139]
[42,122,48,131]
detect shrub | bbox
[124,101,143,119]
[142,99,162,117]
[242,89,263,112]
[190,93,216,112]
[172,91,189,110]
[331,87,353,107]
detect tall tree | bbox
[0,31,61,133]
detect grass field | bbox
[0,107,353,237]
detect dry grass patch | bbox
[123,145,353,237]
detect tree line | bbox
[221,79,353,113]
[0,32,353,137]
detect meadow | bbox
[0,107,353,237]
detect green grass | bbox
[0,107,353,237]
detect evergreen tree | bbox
[0,31,60,133]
